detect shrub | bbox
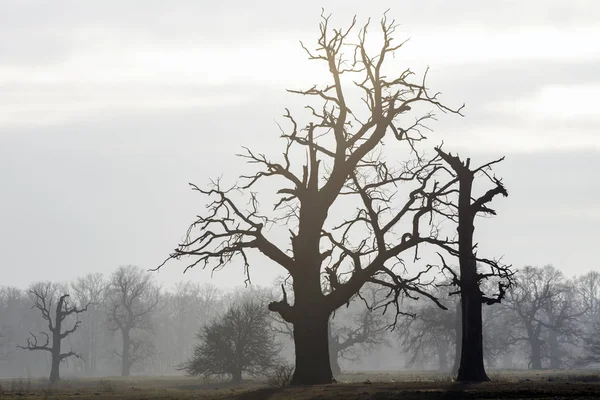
[182,300,282,383]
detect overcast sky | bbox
[1,1,598,290]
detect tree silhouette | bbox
[183,300,280,382]
[158,11,463,385]
[107,266,160,376]
[505,265,583,369]
[433,148,513,382]
[17,283,89,383]
[396,285,459,372]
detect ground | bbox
[0,370,599,399]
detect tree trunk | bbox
[121,331,131,377]
[454,169,490,383]
[49,315,62,383]
[49,350,61,383]
[290,310,332,385]
[456,283,490,382]
[231,369,242,383]
[547,329,561,369]
[529,337,543,369]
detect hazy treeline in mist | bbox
[0,265,598,380]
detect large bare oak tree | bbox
[158,12,463,385]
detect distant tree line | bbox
[1,263,598,382]
[397,266,600,371]
[0,266,223,379]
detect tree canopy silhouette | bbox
[182,300,281,382]
[17,283,89,383]
[158,11,465,385]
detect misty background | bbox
[0,0,599,378]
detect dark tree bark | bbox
[458,288,487,381]
[17,285,89,383]
[529,336,543,370]
[291,308,332,385]
[159,11,463,385]
[434,148,512,382]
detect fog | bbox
[1,0,599,389]
[1,265,598,379]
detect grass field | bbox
[1,369,599,399]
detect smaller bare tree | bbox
[17,282,89,383]
[504,265,582,369]
[182,300,281,383]
[70,273,107,375]
[328,285,391,375]
[578,321,600,366]
[0,332,8,361]
[107,266,160,376]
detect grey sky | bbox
[1,1,598,289]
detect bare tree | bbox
[504,265,581,369]
[541,279,584,369]
[0,332,8,362]
[574,271,600,366]
[153,282,223,372]
[397,288,459,372]
[433,148,513,382]
[0,286,34,376]
[579,321,600,366]
[328,284,390,375]
[157,11,462,385]
[70,273,107,375]
[107,266,160,376]
[182,300,281,383]
[17,282,89,383]
[479,285,517,368]
[576,271,600,332]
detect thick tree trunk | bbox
[231,369,243,383]
[529,337,543,369]
[291,310,332,385]
[49,317,62,383]
[454,170,490,383]
[456,285,490,382]
[49,351,61,383]
[121,331,131,377]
